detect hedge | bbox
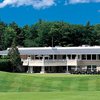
[0,59,12,72]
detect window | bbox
[56,55,62,59]
[35,55,38,59]
[35,55,42,59]
[87,55,91,60]
[62,55,66,59]
[54,55,57,59]
[92,55,96,60]
[98,55,100,60]
[72,55,76,59]
[87,65,91,71]
[92,65,96,71]
[67,55,71,59]
[82,55,86,60]
[49,55,53,59]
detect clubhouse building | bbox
[1,46,100,73]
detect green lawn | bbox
[0,72,100,100]
[0,72,100,92]
[0,91,100,100]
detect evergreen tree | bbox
[8,39,24,72]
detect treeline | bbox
[0,20,100,50]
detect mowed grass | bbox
[0,72,100,100]
[0,72,100,92]
[0,91,100,100]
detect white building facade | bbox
[1,46,100,73]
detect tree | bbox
[82,21,97,46]
[9,22,24,46]
[22,25,34,47]
[0,21,7,50]
[94,24,100,45]
[8,39,24,72]
[2,26,16,49]
[48,21,67,46]
[34,21,52,47]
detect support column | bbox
[75,66,78,71]
[91,65,92,72]
[40,56,45,74]
[71,55,72,60]
[91,54,92,61]
[96,54,98,60]
[53,55,54,60]
[97,65,100,72]
[84,66,87,71]
[40,66,45,74]
[29,66,33,73]
[66,66,68,73]
[80,55,82,60]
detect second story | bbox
[1,46,100,66]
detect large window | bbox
[55,55,66,60]
[54,55,57,59]
[37,55,43,60]
[72,55,76,59]
[82,55,86,60]
[49,55,53,59]
[98,55,100,60]
[56,55,62,59]
[67,55,71,59]
[87,55,91,60]
[31,55,35,60]
[92,55,96,60]
[62,55,66,59]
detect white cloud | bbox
[65,0,100,4]
[0,0,56,9]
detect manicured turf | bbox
[0,72,100,100]
[0,92,100,100]
[0,72,100,92]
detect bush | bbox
[0,59,12,72]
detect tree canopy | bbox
[0,20,100,50]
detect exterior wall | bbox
[67,60,77,66]
[28,60,43,66]
[78,60,100,66]
[22,57,100,67]
[20,55,28,59]
[44,60,67,66]
[22,59,67,66]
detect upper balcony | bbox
[22,59,78,66]
[22,58,100,67]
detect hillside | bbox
[0,72,100,92]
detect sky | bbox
[0,0,100,26]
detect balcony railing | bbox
[22,59,79,66]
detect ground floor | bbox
[25,65,99,74]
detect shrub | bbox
[0,59,12,72]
